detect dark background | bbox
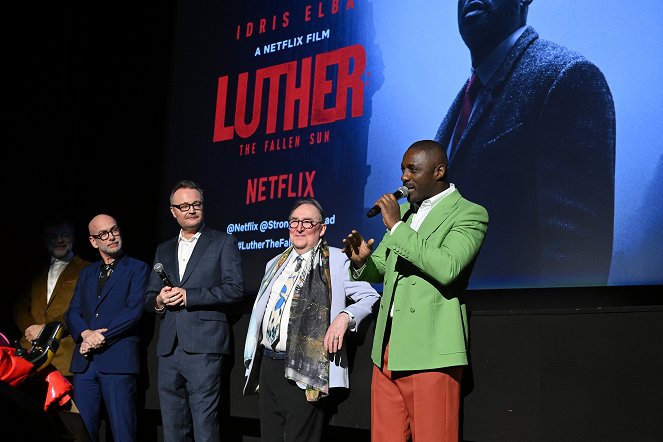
[8,4,175,287]
[5,4,663,442]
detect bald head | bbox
[88,214,117,235]
[408,139,449,168]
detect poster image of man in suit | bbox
[435,0,615,288]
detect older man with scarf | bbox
[243,198,380,442]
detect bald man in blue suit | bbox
[66,214,149,442]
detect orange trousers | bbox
[371,344,463,442]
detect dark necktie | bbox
[450,72,481,160]
[97,263,115,296]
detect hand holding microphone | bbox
[154,262,174,287]
[366,186,409,218]
[153,263,185,309]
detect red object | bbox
[450,72,482,160]
[370,343,464,442]
[0,347,34,387]
[43,367,73,411]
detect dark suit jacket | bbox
[144,224,244,356]
[65,254,149,374]
[435,26,615,288]
[13,255,90,376]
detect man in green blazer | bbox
[343,139,488,442]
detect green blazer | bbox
[357,189,488,371]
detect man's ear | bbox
[435,163,447,180]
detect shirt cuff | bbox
[390,221,402,234]
[351,263,366,279]
[341,310,357,331]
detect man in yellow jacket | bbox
[13,218,90,377]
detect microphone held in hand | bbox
[153,263,174,287]
[366,186,410,218]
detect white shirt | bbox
[177,231,201,280]
[47,257,70,303]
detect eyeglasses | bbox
[171,201,203,212]
[288,219,323,230]
[91,226,120,241]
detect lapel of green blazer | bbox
[416,190,462,239]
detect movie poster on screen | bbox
[162,1,380,291]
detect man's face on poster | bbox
[458,0,526,50]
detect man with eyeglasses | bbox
[243,198,380,442]
[65,214,150,442]
[144,179,245,442]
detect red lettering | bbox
[278,175,288,197]
[246,178,257,204]
[283,57,312,131]
[213,45,365,142]
[234,71,263,138]
[245,171,317,204]
[258,177,268,202]
[268,175,279,199]
[304,170,315,196]
[213,76,234,141]
[311,45,365,125]
[235,12,290,41]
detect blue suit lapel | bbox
[96,258,126,304]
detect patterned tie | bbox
[266,256,303,346]
[450,72,481,161]
[97,263,115,297]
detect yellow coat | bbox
[13,255,90,376]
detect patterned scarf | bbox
[285,240,331,401]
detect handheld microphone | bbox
[153,263,174,287]
[366,186,410,218]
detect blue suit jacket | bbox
[144,224,245,356]
[65,255,149,374]
[435,26,615,288]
